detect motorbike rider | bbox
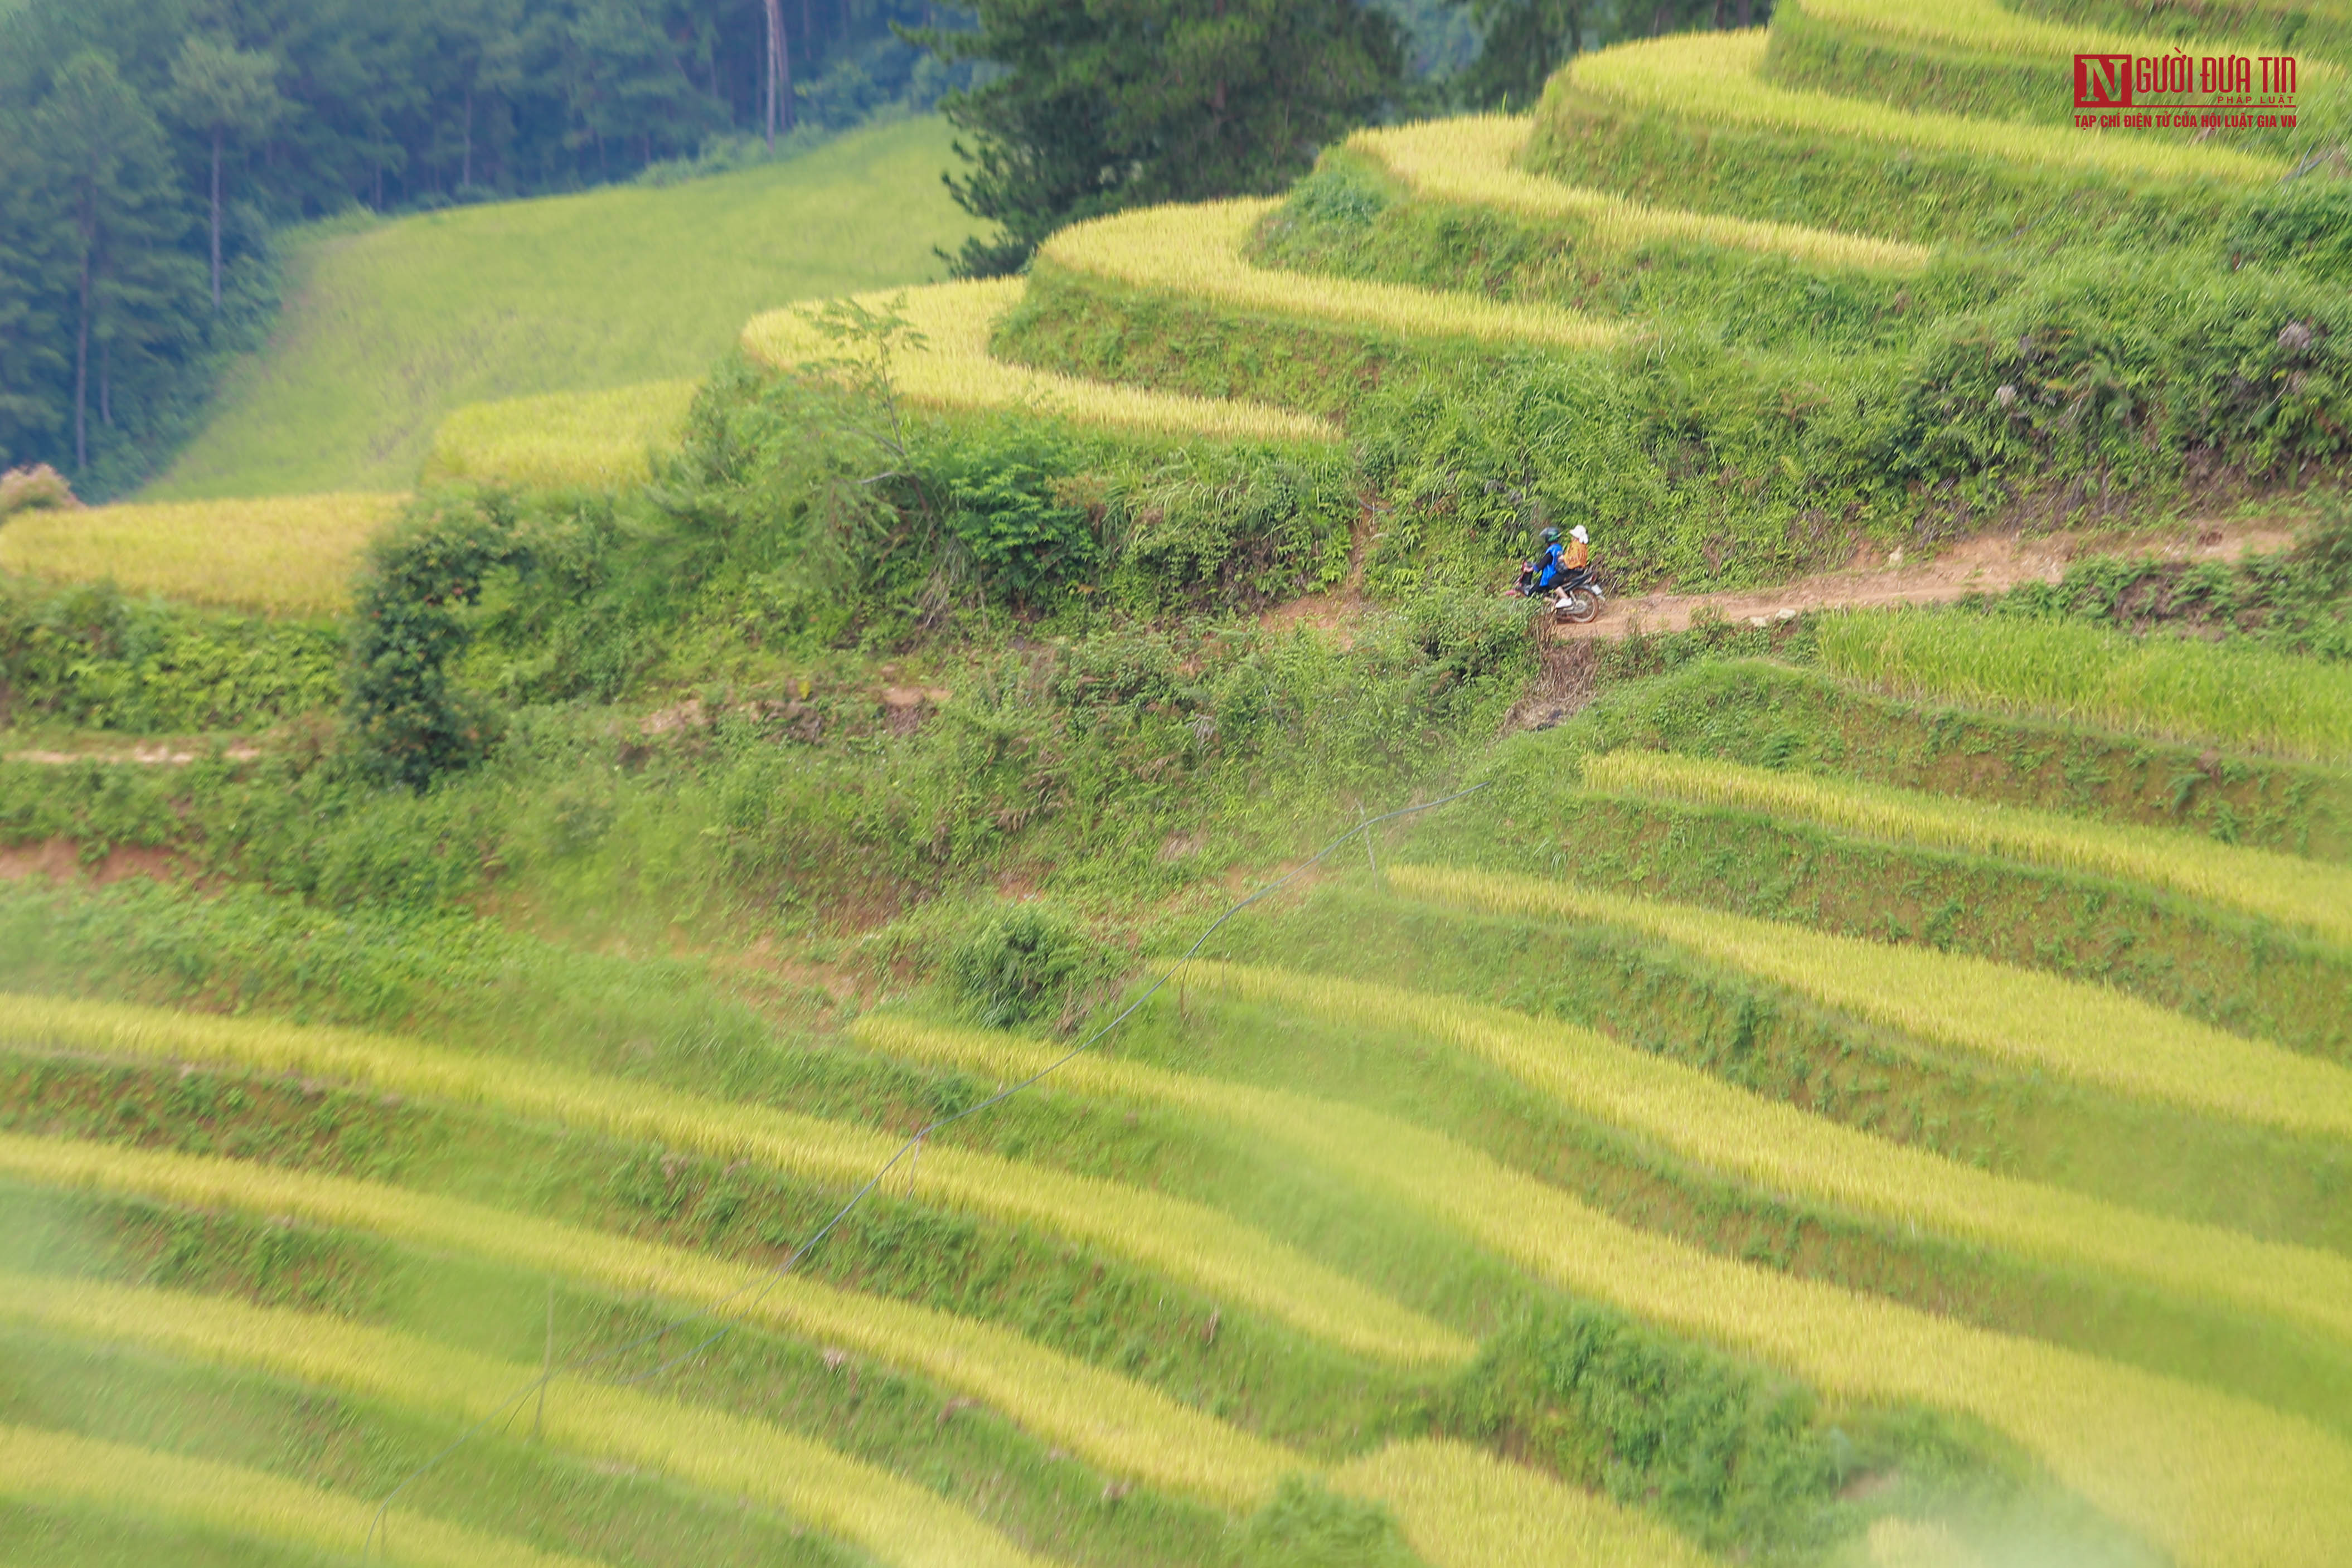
[1526,527,1568,592]
[1519,524,1593,594]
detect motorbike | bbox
[1509,563,1606,624]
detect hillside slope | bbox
[144,118,976,500]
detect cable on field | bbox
[365,781,1488,1558]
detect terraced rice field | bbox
[0,492,401,618]
[1344,116,1930,273]
[11,3,2350,1565]
[1580,750,2352,944]
[1559,29,2286,182]
[11,738,2352,1562]
[742,280,1336,444]
[425,382,701,492]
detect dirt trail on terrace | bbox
[1265,518,2298,645]
[1554,519,2298,640]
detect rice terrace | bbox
[0,0,2349,1565]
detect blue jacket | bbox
[1532,542,1565,589]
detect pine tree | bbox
[906,0,1406,278]
[165,37,289,313]
[31,50,202,474]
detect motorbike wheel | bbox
[1558,589,1601,624]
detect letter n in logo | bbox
[2075,53,2133,107]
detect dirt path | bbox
[5,742,262,765]
[1555,519,2299,639]
[1260,518,2301,645]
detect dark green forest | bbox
[0,0,974,495]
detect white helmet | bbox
[1569,525,1589,543]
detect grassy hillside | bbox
[144,118,975,499]
[2,4,2351,1568]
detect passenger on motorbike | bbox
[1559,523,1591,580]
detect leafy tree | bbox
[906,0,1407,278]
[164,37,289,312]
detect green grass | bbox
[1534,658,2352,863]
[1764,0,2346,138]
[1527,30,2286,245]
[1815,609,2352,764]
[860,1000,2352,1431]
[1197,878,2352,1258]
[144,119,976,499]
[1330,1441,1717,1568]
[0,1324,871,1568]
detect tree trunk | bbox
[776,0,794,132]
[463,90,474,187]
[763,0,782,147]
[100,338,111,428]
[210,126,224,314]
[74,246,93,470]
[1738,0,1754,25]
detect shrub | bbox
[919,418,1098,603]
[948,904,1097,1028]
[345,493,526,788]
[1240,1477,1420,1568]
[0,464,80,519]
[1445,1303,1837,1554]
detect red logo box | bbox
[2075,54,2133,107]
